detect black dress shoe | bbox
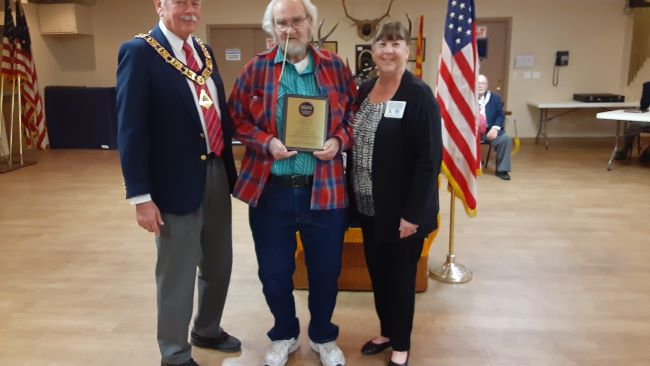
[161,358,199,366]
[387,354,409,366]
[496,171,511,180]
[387,360,408,366]
[361,339,392,355]
[191,330,241,353]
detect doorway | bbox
[207,25,270,97]
[475,18,512,108]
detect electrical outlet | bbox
[532,71,541,79]
[523,71,531,79]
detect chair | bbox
[482,111,519,169]
[635,130,650,156]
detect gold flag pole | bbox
[0,74,6,164]
[17,75,23,165]
[8,76,16,168]
[32,97,37,149]
[429,190,473,283]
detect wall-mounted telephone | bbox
[553,50,569,86]
[555,51,569,66]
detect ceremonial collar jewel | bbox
[136,32,213,86]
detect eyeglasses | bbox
[170,0,201,9]
[274,16,309,31]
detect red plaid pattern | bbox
[228,46,356,209]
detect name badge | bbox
[384,100,406,119]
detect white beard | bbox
[280,40,308,59]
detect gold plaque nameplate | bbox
[282,95,328,152]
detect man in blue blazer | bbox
[478,74,512,180]
[116,1,239,365]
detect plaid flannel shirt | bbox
[228,45,356,209]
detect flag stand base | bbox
[0,154,37,173]
[429,254,473,283]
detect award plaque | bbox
[282,95,329,151]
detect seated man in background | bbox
[614,81,650,163]
[478,74,512,180]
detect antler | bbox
[341,0,395,41]
[405,13,412,36]
[341,0,362,24]
[377,0,394,22]
[317,19,339,48]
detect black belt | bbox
[268,174,313,188]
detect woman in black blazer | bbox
[349,22,442,366]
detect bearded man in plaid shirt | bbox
[227,0,355,365]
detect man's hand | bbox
[313,138,340,161]
[399,218,419,239]
[487,128,498,141]
[136,201,164,236]
[268,137,298,160]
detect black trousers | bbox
[359,214,425,352]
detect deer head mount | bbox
[316,19,339,48]
[341,0,394,41]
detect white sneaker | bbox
[309,340,346,366]
[264,338,299,366]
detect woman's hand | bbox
[398,218,419,239]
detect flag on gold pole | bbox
[435,0,479,216]
[14,1,49,150]
[1,0,16,161]
[1,0,16,78]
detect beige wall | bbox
[13,0,647,137]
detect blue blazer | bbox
[484,92,506,136]
[116,26,237,215]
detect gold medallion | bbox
[199,89,214,109]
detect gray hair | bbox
[162,0,202,5]
[262,0,318,41]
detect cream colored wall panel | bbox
[38,4,92,35]
[23,0,640,137]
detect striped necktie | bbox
[182,41,224,156]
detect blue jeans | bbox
[249,178,346,343]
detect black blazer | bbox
[349,71,442,241]
[117,26,238,215]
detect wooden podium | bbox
[293,228,435,293]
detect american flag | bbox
[15,2,48,150]
[1,0,16,78]
[435,0,479,216]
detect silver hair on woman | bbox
[261,0,318,41]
